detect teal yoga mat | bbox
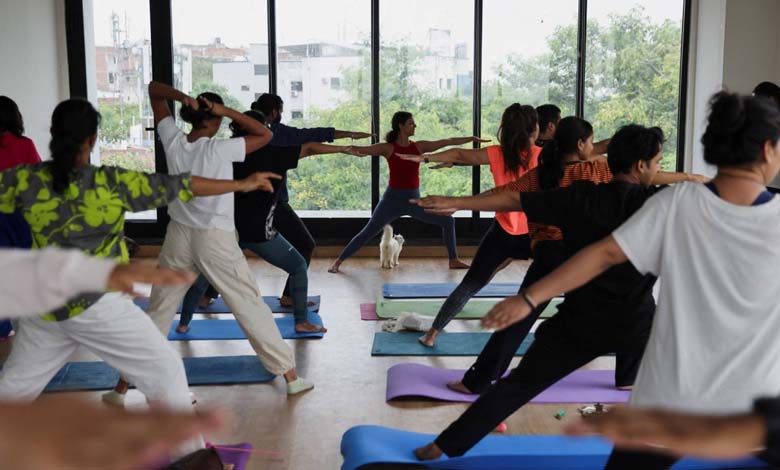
[167,314,325,340]
[383,283,520,298]
[371,331,535,356]
[374,297,563,319]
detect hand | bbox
[471,136,491,143]
[240,172,282,192]
[182,96,199,111]
[564,406,765,460]
[200,97,226,117]
[688,173,710,183]
[481,295,532,330]
[343,146,366,157]
[0,396,224,470]
[350,131,374,140]
[410,196,459,216]
[397,153,426,163]
[108,261,197,295]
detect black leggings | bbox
[603,449,679,469]
[431,220,531,331]
[274,201,316,298]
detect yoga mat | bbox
[168,314,325,340]
[374,297,563,320]
[371,332,534,356]
[44,355,275,392]
[383,283,520,299]
[386,364,629,403]
[132,295,321,314]
[340,425,767,470]
[360,303,379,320]
[214,443,253,470]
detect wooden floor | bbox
[1,256,615,470]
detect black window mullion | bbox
[267,0,277,94]
[676,0,692,172]
[371,0,381,211]
[576,0,587,118]
[472,0,483,225]
[64,0,88,98]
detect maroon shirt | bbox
[0,133,41,171]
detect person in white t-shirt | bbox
[104,82,313,408]
[480,91,780,468]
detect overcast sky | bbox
[92,0,683,79]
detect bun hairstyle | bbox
[702,92,780,167]
[498,103,538,173]
[607,124,665,175]
[0,95,24,141]
[385,111,413,143]
[230,110,267,138]
[49,99,101,194]
[538,116,593,190]
[753,81,780,108]
[179,92,224,130]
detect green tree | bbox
[98,102,141,144]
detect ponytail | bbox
[49,99,101,194]
[538,116,593,190]
[385,111,413,143]
[498,103,537,173]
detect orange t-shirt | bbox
[496,158,612,242]
[487,144,541,235]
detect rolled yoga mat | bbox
[167,313,326,340]
[340,425,766,470]
[371,298,563,320]
[133,295,321,314]
[382,283,520,299]
[371,331,535,356]
[385,363,629,403]
[43,355,275,392]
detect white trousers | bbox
[0,293,204,456]
[147,221,295,375]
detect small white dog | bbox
[380,225,405,269]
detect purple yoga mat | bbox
[386,363,630,403]
[153,442,255,469]
[360,303,379,320]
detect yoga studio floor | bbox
[0,256,615,470]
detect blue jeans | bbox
[179,234,310,326]
[337,187,458,261]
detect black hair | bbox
[251,93,283,116]
[753,81,780,108]
[535,104,561,135]
[49,99,101,194]
[385,111,413,143]
[497,103,537,173]
[607,125,665,175]
[0,96,24,140]
[179,92,224,130]
[538,116,593,189]
[230,110,267,138]
[701,91,780,167]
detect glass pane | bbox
[276,0,372,216]
[585,0,685,170]
[86,0,155,220]
[380,0,474,204]
[172,0,269,137]
[480,0,578,194]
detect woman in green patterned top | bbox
[0,98,279,459]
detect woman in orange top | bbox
[397,104,540,347]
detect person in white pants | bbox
[104,82,313,408]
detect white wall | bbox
[0,0,70,156]
[722,0,780,94]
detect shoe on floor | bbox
[286,377,314,395]
[101,390,125,408]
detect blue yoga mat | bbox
[168,314,325,340]
[44,355,275,392]
[340,425,767,470]
[383,283,520,299]
[132,295,321,314]
[371,332,534,356]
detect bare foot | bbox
[449,258,470,270]
[328,259,342,273]
[616,385,633,391]
[418,329,438,347]
[415,442,443,461]
[295,322,328,333]
[279,296,316,308]
[446,380,474,394]
[175,324,190,334]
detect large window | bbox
[276,0,372,216]
[85,0,155,220]
[585,0,685,170]
[380,0,474,201]
[480,0,578,193]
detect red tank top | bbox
[388,141,421,189]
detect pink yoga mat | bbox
[386,363,630,403]
[360,303,379,320]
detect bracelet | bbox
[423,156,430,164]
[520,290,537,310]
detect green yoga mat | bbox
[375,297,563,320]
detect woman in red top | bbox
[0,96,42,340]
[328,111,486,273]
[397,104,540,347]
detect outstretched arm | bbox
[482,235,626,330]
[347,142,395,158]
[333,130,374,140]
[397,147,489,167]
[411,190,522,216]
[191,173,282,196]
[300,142,365,159]
[416,136,490,153]
[593,138,611,156]
[652,171,709,185]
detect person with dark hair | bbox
[0,96,42,340]
[251,92,371,306]
[534,104,561,147]
[0,97,278,460]
[753,81,780,108]
[175,110,362,334]
[327,111,486,273]
[410,123,701,465]
[394,104,539,346]
[471,91,780,469]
